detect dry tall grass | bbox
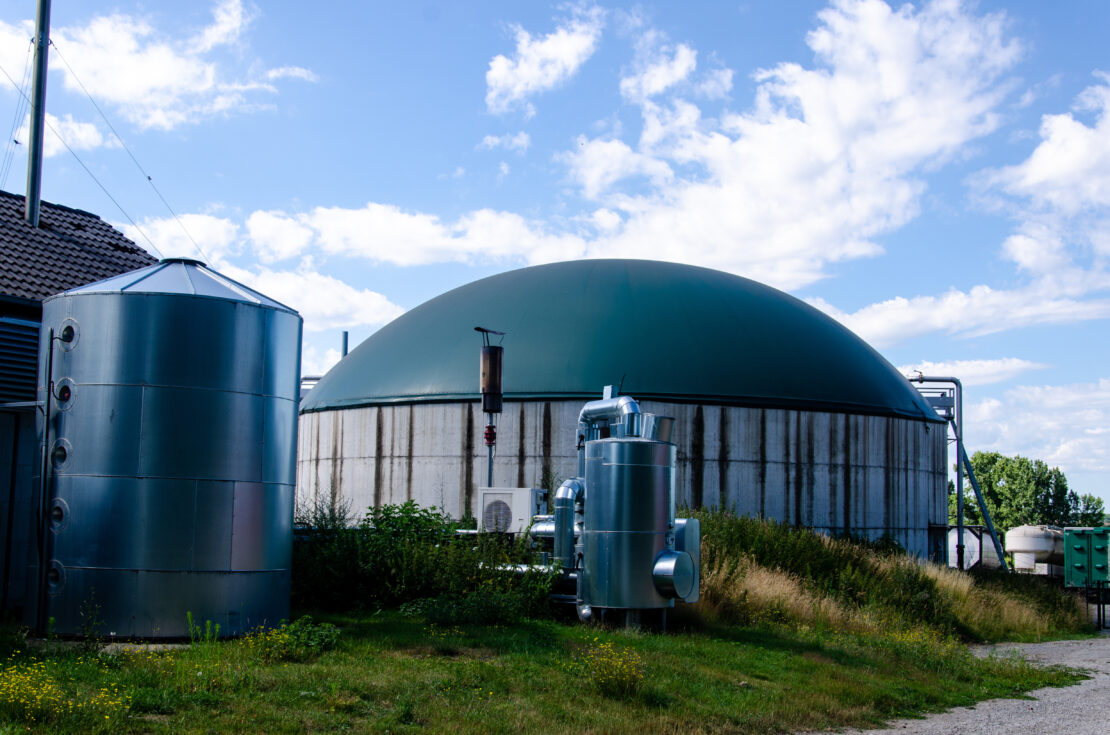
[693,512,1090,642]
[919,562,1087,640]
[697,555,882,635]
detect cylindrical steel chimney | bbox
[479,345,503,414]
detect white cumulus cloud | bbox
[120,213,240,263]
[43,0,315,131]
[301,345,343,377]
[17,113,115,158]
[967,378,1110,481]
[188,0,255,54]
[984,72,1110,214]
[478,131,531,153]
[619,34,697,101]
[266,66,318,83]
[810,279,1110,349]
[238,202,586,268]
[834,73,1110,349]
[0,20,33,95]
[219,262,405,332]
[562,135,674,199]
[485,5,604,115]
[246,210,315,264]
[119,211,404,333]
[697,67,734,99]
[557,0,1022,290]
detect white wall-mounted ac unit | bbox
[477,487,544,533]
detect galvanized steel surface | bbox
[580,438,676,609]
[673,518,700,603]
[33,259,301,638]
[652,550,695,600]
[553,478,583,569]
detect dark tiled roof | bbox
[0,189,157,302]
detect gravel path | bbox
[832,633,1110,735]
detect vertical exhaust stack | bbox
[24,0,52,227]
[479,343,503,414]
[475,327,504,489]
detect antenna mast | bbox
[25,0,51,227]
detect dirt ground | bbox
[832,630,1110,735]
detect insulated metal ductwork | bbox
[535,386,700,627]
[553,478,583,570]
[576,392,641,476]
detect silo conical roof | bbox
[58,257,295,313]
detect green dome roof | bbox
[302,259,939,422]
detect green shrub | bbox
[239,616,340,662]
[292,498,364,611]
[399,564,558,625]
[293,500,558,617]
[566,639,646,698]
[0,617,27,660]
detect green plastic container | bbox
[1065,527,1110,588]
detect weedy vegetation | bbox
[691,509,1090,642]
[0,505,1093,734]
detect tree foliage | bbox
[950,452,1105,532]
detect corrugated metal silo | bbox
[30,258,301,638]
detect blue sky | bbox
[2,1,1108,500]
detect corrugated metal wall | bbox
[297,401,947,557]
[0,317,38,403]
[0,316,39,614]
[0,410,35,613]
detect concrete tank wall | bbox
[297,400,948,557]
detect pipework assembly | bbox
[533,386,700,628]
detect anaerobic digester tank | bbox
[30,258,302,638]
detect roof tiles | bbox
[0,189,157,302]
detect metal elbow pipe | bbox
[553,477,583,570]
[529,520,556,539]
[577,394,641,434]
[576,395,641,474]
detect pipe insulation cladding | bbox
[546,390,700,622]
[28,259,302,638]
[581,436,682,610]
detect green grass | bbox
[0,611,1084,734]
[1,507,1094,733]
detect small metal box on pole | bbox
[475,327,504,488]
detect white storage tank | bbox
[948,526,1003,570]
[1005,525,1064,574]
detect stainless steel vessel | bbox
[538,387,700,626]
[581,437,679,609]
[31,258,301,638]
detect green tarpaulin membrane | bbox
[301,259,941,423]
